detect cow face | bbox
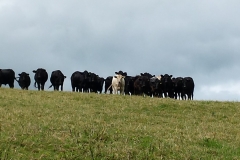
[149,77,159,90]
[33,68,47,79]
[19,72,29,81]
[81,70,89,81]
[174,77,183,88]
[114,74,125,85]
[183,77,193,88]
[138,76,149,88]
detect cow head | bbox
[114,74,125,86]
[19,72,29,80]
[138,76,149,88]
[82,70,90,80]
[149,77,159,90]
[183,77,193,88]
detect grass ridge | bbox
[0,88,240,159]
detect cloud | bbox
[0,0,240,100]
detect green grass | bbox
[1,88,240,159]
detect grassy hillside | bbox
[0,88,240,159]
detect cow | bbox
[0,69,16,88]
[172,77,184,100]
[96,76,105,93]
[156,75,163,98]
[88,72,98,93]
[107,74,125,95]
[104,76,113,94]
[32,68,48,91]
[71,71,82,92]
[82,70,91,92]
[115,71,127,76]
[161,74,174,98]
[182,77,195,100]
[124,76,135,95]
[17,72,31,90]
[134,75,150,96]
[149,76,161,97]
[49,70,66,91]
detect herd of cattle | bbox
[0,68,195,100]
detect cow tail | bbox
[48,85,53,89]
[14,77,19,82]
[107,84,112,91]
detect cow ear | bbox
[140,73,143,76]
[33,70,36,73]
[115,72,118,74]
[64,76,66,78]
[170,75,172,77]
[27,74,29,76]
[18,74,21,76]
[114,76,117,78]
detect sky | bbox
[1,0,240,101]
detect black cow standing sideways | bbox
[33,68,48,91]
[49,70,66,91]
[0,69,16,88]
[17,72,31,90]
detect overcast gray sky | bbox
[1,0,240,101]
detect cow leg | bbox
[56,85,59,91]
[9,83,14,89]
[37,83,41,91]
[60,84,63,91]
[41,83,45,91]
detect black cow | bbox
[124,76,135,95]
[134,75,150,96]
[49,70,66,91]
[17,72,31,90]
[172,77,184,100]
[71,70,90,92]
[82,70,91,92]
[96,76,105,93]
[115,71,127,76]
[104,76,113,94]
[0,69,16,88]
[161,74,174,98]
[33,68,48,91]
[182,77,195,100]
[71,71,82,92]
[149,77,161,97]
[89,72,98,93]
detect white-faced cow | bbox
[49,70,66,91]
[0,69,16,88]
[33,68,48,91]
[107,74,125,95]
[17,72,31,90]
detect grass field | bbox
[0,88,240,159]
